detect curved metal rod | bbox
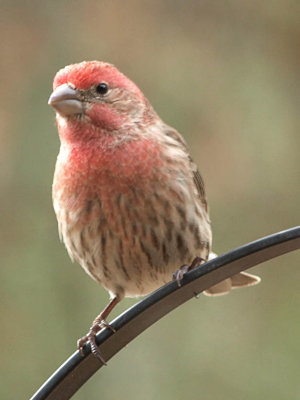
[30,226,300,400]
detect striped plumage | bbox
[53,121,211,299]
[49,61,260,362]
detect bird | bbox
[48,61,260,363]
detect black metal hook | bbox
[30,226,300,400]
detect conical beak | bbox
[48,84,83,117]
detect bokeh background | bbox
[1,1,299,399]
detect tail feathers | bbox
[203,278,232,296]
[231,271,261,287]
[203,252,261,297]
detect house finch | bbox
[48,61,260,363]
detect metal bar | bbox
[30,226,300,400]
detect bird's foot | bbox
[77,319,115,365]
[172,256,205,287]
[77,296,120,364]
[172,264,190,287]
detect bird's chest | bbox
[52,141,211,296]
[52,142,167,262]
[53,139,166,212]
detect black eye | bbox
[96,83,109,95]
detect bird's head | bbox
[49,61,154,142]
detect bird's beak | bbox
[48,83,83,117]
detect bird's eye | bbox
[96,83,109,95]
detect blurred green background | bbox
[1,1,299,399]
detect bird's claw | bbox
[172,256,205,287]
[88,330,107,365]
[98,319,116,333]
[77,319,115,364]
[172,265,190,287]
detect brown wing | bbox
[163,127,208,212]
[191,159,208,212]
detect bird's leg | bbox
[77,296,120,364]
[172,256,205,287]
